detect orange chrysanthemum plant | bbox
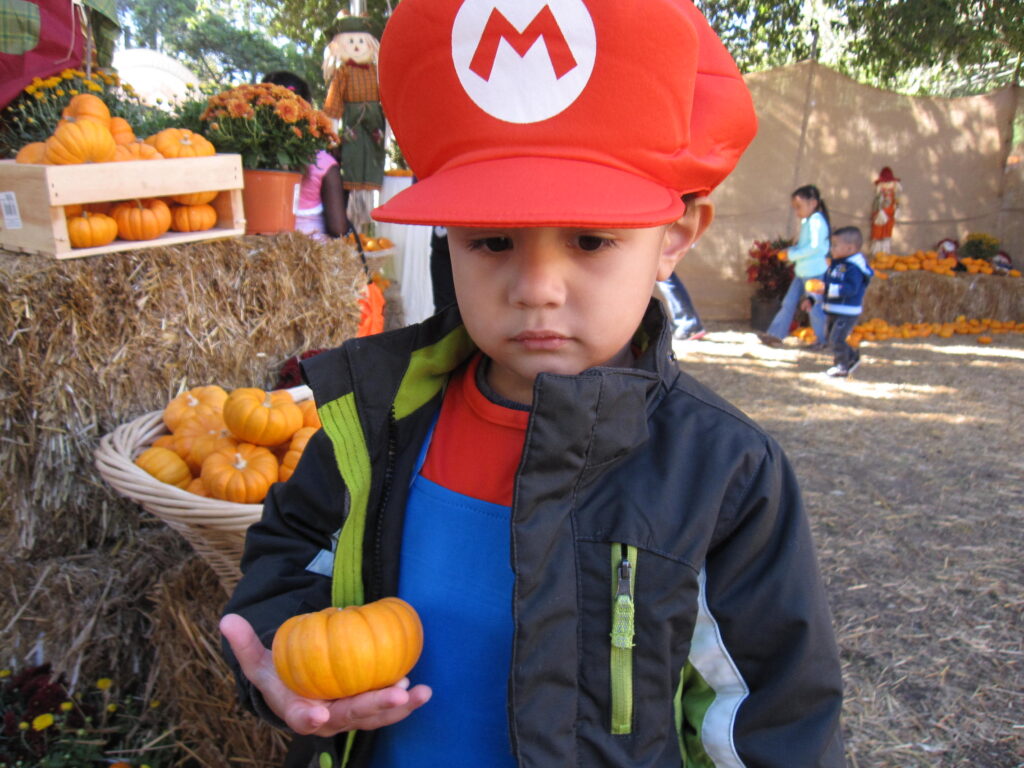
[199,83,338,171]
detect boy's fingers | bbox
[219,613,270,679]
[320,684,432,734]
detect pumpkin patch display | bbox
[15,141,47,164]
[171,203,218,233]
[135,446,191,489]
[223,388,304,447]
[109,116,136,145]
[146,128,216,159]
[43,119,117,164]
[67,211,118,249]
[60,93,112,128]
[272,598,424,700]
[113,141,163,162]
[201,443,279,503]
[111,198,172,241]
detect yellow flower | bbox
[55,89,65,97]
[60,701,74,712]
[32,713,55,731]
[61,68,75,79]
[106,703,118,713]
[96,677,112,690]
[149,700,161,708]
[72,69,86,77]
[86,82,103,92]
[33,92,45,100]
[18,721,29,731]
[69,89,79,95]
[25,84,37,95]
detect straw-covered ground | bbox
[673,327,1023,767]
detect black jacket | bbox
[224,302,845,767]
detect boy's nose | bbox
[508,249,567,309]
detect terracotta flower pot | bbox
[241,169,302,235]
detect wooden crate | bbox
[0,154,245,259]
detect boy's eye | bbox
[468,236,513,253]
[577,235,611,252]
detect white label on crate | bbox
[1,192,22,230]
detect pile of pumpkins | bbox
[870,251,1021,278]
[344,231,395,252]
[14,93,221,249]
[134,385,321,504]
[791,315,1024,347]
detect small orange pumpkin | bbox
[15,141,48,164]
[113,141,163,162]
[223,388,303,446]
[172,190,219,205]
[272,598,424,700]
[146,128,215,159]
[44,119,117,164]
[297,399,321,429]
[171,203,217,232]
[135,446,191,489]
[109,116,136,145]
[163,385,229,431]
[200,443,279,503]
[111,198,172,240]
[61,93,111,127]
[279,426,317,482]
[67,211,118,249]
[174,411,236,474]
[186,477,209,497]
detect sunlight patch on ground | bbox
[913,343,1024,361]
[803,375,960,400]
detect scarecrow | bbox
[870,166,905,254]
[322,15,384,230]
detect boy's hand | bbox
[220,613,432,737]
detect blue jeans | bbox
[766,274,826,343]
[827,314,859,369]
[656,273,704,337]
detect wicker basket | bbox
[95,385,312,593]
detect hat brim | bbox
[372,157,686,228]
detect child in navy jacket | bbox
[823,226,873,377]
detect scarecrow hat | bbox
[875,166,900,184]
[372,0,757,228]
[329,15,381,39]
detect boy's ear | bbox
[656,196,715,281]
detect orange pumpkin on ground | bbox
[67,211,118,249]
[113,141,163,162]
[272,598,423,700]
[200,443,279,503]
[171,203,217,232]
[44,119,117,164]
[146,128,215,159]
[223,388,303,446]
[163,385,229,431]
[61,93,111,128]
[111,198,172,240]
[172,190,219,205]
[109,116,136,145]
[297,398,321,429]
[15,142,47,164]
[279,426,317,482]
[135,446,191,489]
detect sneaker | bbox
[847,357,861,375]
[756,332,784,347]
[826,365,849,377]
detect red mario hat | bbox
[372,0,757,228]
[875,166,900,184]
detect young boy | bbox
[220,2,846,766]
[823,227,873,377]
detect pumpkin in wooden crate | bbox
[60,93,111,128]
[279,426,317,482]
[172,190,219,206]
[135,446,191,489]
[111,198,172,240]
[146,128,215,159]
[200,443,279,503]
[272,598,424,700]
[15,142,47,164]
[171,203,218,232]
[109,116,136,145]
[113,141,163,161]
[223,388,303,447]
[43,119,117,164]
[67,211,118,249]
[163,385,229,431]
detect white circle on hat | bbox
[451,0,596,124]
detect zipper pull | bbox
[611,555,634,649]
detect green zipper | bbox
[610,543,637,735]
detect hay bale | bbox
[862,271,1024,325]
[0,234,365,559]
[148,555,288,768]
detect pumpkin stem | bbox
[233,453,248,470]
[186,393,199,407]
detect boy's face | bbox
[831,237,857,259]
[447,216,702,405]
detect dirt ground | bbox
[672,325,1024,767]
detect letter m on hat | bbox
[469,5,577,81]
